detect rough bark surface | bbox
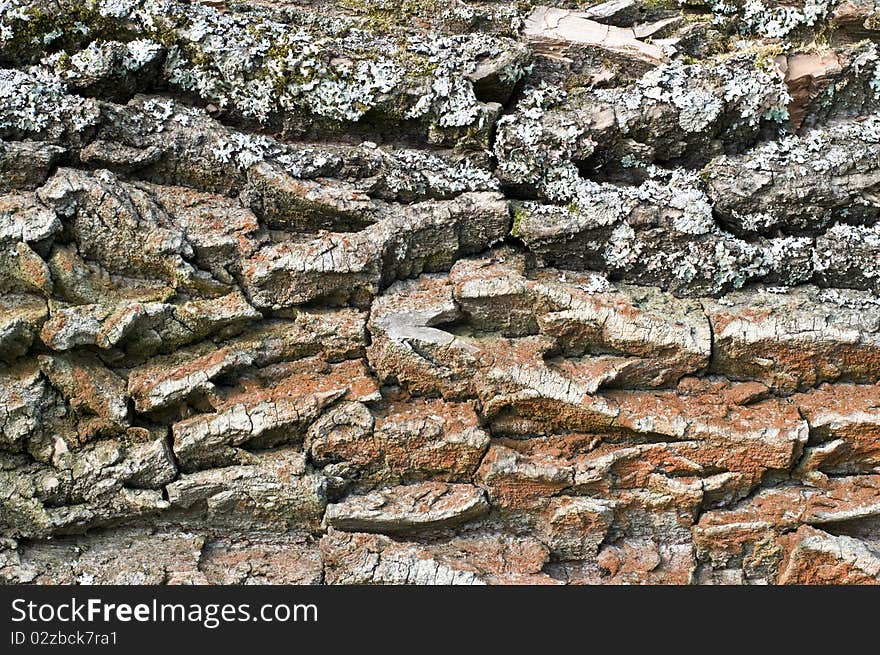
[2,0,880,585]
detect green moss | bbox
[638,0,682,11]
[511,206,529,238]
[389,47,437,79]
[698,165,714,188]
[562,72,594,91]
[261,41,315,98]
[150,22,182,48]
[753,44,784,72]
[53,51,73,73]
[339,0,446,33]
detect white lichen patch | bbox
[494,84,593,196]
[211,132,279,169]
[813,222,880,289]
[852,44,880,100]
[496,53,795,206]
[0,66,98,133]
[0,0,33,43]
[382,149,498,197]
[573,272,615,294]
[599,54,791,131]
[39,38,163,93]
[735,0,832,38]
[124,39,163,70]
[735,115,880,174]
[817,287,880,308]
[3,0,515,135]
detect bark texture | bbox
[2,0,880,585]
